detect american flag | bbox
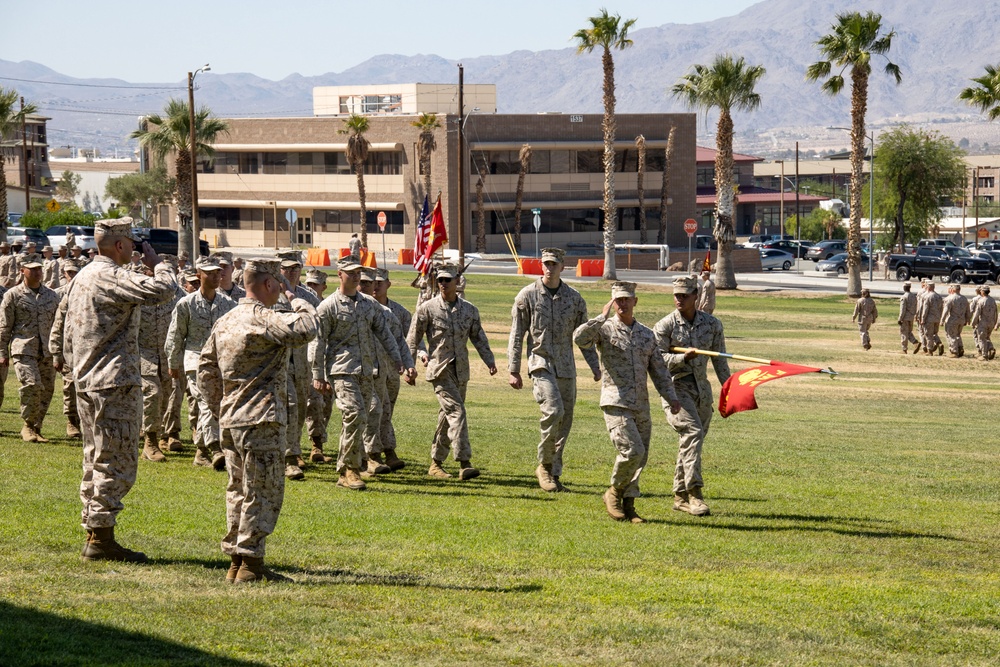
[413,195,431,273]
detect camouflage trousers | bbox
[78,385,142,529]
[333,374,375,472]
[530,370,577,477]
[140,361,170,436]
[221,421,286,559]
[161,373,187,438]
[0,362,7,409]
[857,321,873,348]
[974,323,995,357]
[379,371,402,453]
[899,319,919,352]
[61,370,77,420]
[944,322,965,355]
[285,369,309,458]
[13,354,55,427]
[305,383,333,445]
[920,321,942,353]
[602,405,652,499]
[430,364,471,463]
[665,377,714,494]
[185,370,219,449]
[365,372,387,456]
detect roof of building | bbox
[696,146,762,164]
[696,186,829,206]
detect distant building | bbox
[2,113,54,215]
[48,154,140,214]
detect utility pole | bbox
[457,64,465,267]
[21,97,29,213]
[188,71,200,258]
[794,142,800,233]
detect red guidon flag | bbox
[419,194,448,273]
[718,361,823,418]
[702,250,711,273]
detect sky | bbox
[2,0,763,82]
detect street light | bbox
[774,160,785,239]
[188,64,210,258]
[829,127,875,282]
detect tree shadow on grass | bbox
[0,601,265,667]
[646,513,963,541]
[295,567,544,594]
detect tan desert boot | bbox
[234,556,291,584]
[603,486,626,521]
[535,464,557,492]
[427,460,451,479]
[336,468,366,490]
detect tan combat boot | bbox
[673,491,691,514]
[33,423,48,443]
[193,446,214,467]
[622,497,646,524]
[284,455,305,481]
[366,454,392,475]
[226,554,243,583]
[428,460,451,479]
[234,556,291,584]
[141,433,166,462]
[535,464,557,492]
[336,468,366,490]
[688,488,711,516]
[207,442,226,471]
[309,437,332,464]
[81,526,148,563]
[21,422,38,443]
[383,448,406,471]
[66,416,82,439]
[458,460,480,481]
[603,486,626,521]
[166,432,184,452]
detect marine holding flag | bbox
[413,196,432,274]
[413,195,447,274]
[653,275,730,517]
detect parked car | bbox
[693,235,717,250]
[805,240,848,261]
[759,248,795,271]
[816,252,871,275]
[917,238,958,248]
[978,240,1000,252]
[970,249,1000,281]
[744,235,770,248]
[761,239,812,259]
[6,226,51,248]
[133,227,210,257]
[45,225,97,251]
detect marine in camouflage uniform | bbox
[941,284,971,357]
[898,282,920,354]
[574,281,679,523]
[138,262,180,462]
[213,251,246,301]
[0,254,60,443]
[508,248,600,492]
[971,285,998,359]
[697,271,716,314]
[654,276,731,518]
[372,268,417,471]
[408,262,497,480]
[916,281,944,355]
[48,260,82,438]
[310,254,402,490]
[66,219,177,563]
[852,288,879,350]
[161,269,197,450]
[166,257,235,469]
[199,257,317,584]
[0,242,18,288]
[41,246,61,289]
[304,269,334,462]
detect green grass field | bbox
[1,275,998,666]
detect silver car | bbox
[760,248,795,271]
[816,252,870,275]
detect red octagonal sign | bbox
[684,218,698,236]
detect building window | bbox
[212,150,400,175]
[361,94,402,114]
[978,176,995,189]
[339,96,353,114]
[697,167,714,187]
[314,209,405,234]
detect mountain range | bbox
[3,0,999,158]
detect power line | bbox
[0,75,185,90]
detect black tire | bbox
[782,261,792,271]
[837,266,846,275]
[949,269,965,284]
[896,266,910,281]
[974,277,987,284]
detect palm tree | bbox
[476,165,487,253]
[0,88,38,243]
[673,54,765,289]
[339,113,371,247]
[512,144,532,250]
[807,11,901,298]
[658,124,675,245]
[636,135,647,243]
[959,63,1000,120]
[411,112,440,199]
[130,99,228,258]
[574,8,637,280]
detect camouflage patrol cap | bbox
[94,217,141,243]
[0,242,8,249]
[195,256,222,272]
[375,268,390,282]
[436,262,459,279]
[861,288,871,296]
[160,253,178,269]
[541,247,565,263]
[131,250,141,258]
[25,241,37,250]
[20,253,43,269]
[902,281,911,287]
[182,268,200,283]
[42,245,53,253]
[337,254,363,271]
[983,286,991,294]
[359,267,376,282]
[63,258,81,274]
[305,269,328,285]
[276,250,303,268]
[611,281,637,299]
[210,251,234,265]
[245,257,281,280]
[672,275,698,295]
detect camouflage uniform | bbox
[139,283,179,439]
[574,310,678,499]
[199,296,317,559]
[66,255,176,529]
[222,283,246,300]
[0,282,60,432]
[852,295,878,350]
[377,298,416,453]
[697,276,716,314]
[941,289,971,356]
[49,281,79,431]
[166,288,236,455]
[972,292,998,359]
[653,310,730,496]
[161,283,192,440]
[0,253,19,288]
[898,288,919,353]
[278,285,320,461]
[508,278,600,478]
[408,292,495,464]
[370,299,414,456]
[42,256,61,289]
[310,290,401,472]
[0,286,7,409]
[916,287,944,354]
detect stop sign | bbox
[377,211,387,231]
[684,219,698,237]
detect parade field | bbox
[0,275,997,666]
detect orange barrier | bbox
[336,247,376,267]
[575,259,605,277]
[398,248,414,265]
[518,258,544,275]
[305,248,330,266]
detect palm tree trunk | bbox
[601,46,618,280]
[513,144,531,251]
[175,148,193,259]
[714,111,737,289]
[422,153,431,201]
[658,125,675,245]
[846,67,869,298]
[0,165,9,243]
[636,135,647,244]
[355,161,368,248]
[476,168,487,253]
